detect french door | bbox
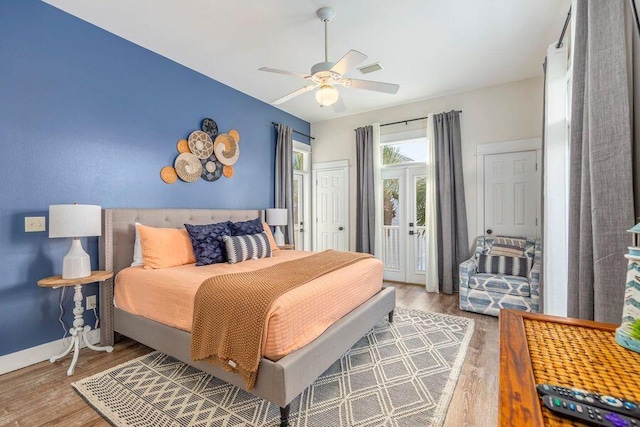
[381,166,427,284]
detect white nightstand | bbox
[37,270,114,376]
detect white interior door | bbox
[483,151,539,237]
[381,167,427,284]
[315,168,348,251]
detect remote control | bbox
[537,384,640,419]
[541,395,639,426]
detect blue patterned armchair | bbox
[459,236,541,317]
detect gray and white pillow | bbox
[477,254,528,277]
[490,236,527,258]
[223,232,272,264]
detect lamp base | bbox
[62,238,91,279]
[274,226,285,246]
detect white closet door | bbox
[315,168,348,251]
[484,151,538,237]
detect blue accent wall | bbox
[0,0,310,357]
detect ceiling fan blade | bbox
[259,67,311,80]
[272,85,317,105]
[333,96,347,113]
[344,78,399,94]
[330,50,368,75]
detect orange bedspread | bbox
[114,250,383,360]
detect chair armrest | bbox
[529,260,541,299]
[459,257,478,289]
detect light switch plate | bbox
[25,217,46,232]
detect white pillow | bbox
[131,222,143,267]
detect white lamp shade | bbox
[49,204,102,238]
[315,84,339,107]
[266,208,288,226]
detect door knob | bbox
[486,229,493,235]
[338,227,344,231]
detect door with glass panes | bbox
[381,166,427,284]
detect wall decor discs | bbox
[200,155,223,182]
[174,152,202,182]
[201,118,219,140]
[228,129,240,143]
[188,130,214,159]
[223,165,234,178]
[160,166,178,184]
[176,139,190,153]
[213,133,240,165]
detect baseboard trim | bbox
[0,328,101,375]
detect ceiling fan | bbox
[259,7,400,110]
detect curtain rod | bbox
[556,6,572,48]
[271,122,315,140]
[378,111,463,128]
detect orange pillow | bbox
[137,224,196,269]
[263,221,279,251]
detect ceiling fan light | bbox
[315,84,339,107]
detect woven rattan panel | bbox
[524,319,640,426]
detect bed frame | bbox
[98,208,396,426]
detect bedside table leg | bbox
[50,334,75,363]
[82,326,113,353]
[67,336,80,376]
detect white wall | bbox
[311,77,543,252]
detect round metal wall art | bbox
[188,131,214,159]
[200,154,223,182]
[174,152,202,182]
[213,133,240,166]
[201,118,219,140]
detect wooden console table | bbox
[499,309,640,426]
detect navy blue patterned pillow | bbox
[184,222,232,266]
[229,217,263,237]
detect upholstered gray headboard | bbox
[99,208,263,276]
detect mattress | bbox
[114,250,383,360]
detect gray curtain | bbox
[355,125,375,254]
[275,123,294,245]
[433,111,468,294]
[568,1,634,323]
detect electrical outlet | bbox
[86,295,97,310]
[25,216,46,232]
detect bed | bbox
[98,208,396,426]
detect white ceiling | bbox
[43,0,571,123]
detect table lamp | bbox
[49,204,101,279]
[266,208,288,246]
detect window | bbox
[293,152,304,172]
[292,141,311,250]
[381,138,427,166]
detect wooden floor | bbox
[0,283,498,426]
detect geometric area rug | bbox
[73,308,474,427]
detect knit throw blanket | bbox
[190,250,373,390]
